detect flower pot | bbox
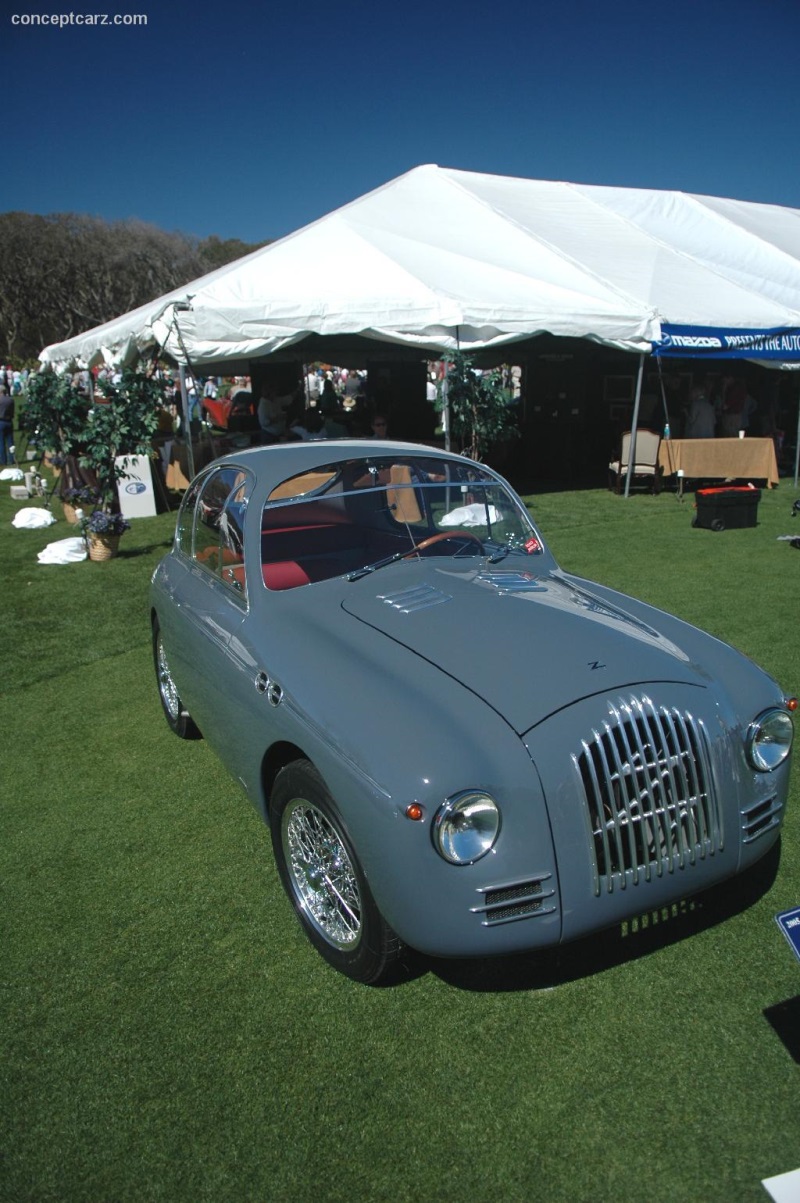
[87,532,121,561]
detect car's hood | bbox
[340,562,708,734]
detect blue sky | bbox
[6,0,800,244]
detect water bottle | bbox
[664,421,671,440]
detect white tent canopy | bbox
[39,164,800,370]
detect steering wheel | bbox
[403,531,485,558]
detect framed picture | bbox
[649,370,694,399]
[609,402,633,422]
[603,375,634,402]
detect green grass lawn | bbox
[2,479,799,1203]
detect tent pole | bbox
[789,377,793,486]
[167,303,201,482]
[443,331,461,455]
[442,364,451,453]
[178,366,195,481]
[623,353,647,498]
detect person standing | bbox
[684,386,716,439]
[720,378,747,437]
[305,368,321,402]
[0,384,15,465]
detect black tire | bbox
[270,760,403,984]
[711,518,726,532]
[152,619,202,739]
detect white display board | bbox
[115,455,157,519]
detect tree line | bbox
[0,211,267,363]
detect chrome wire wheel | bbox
[282,798,362,950]
[271,760,403,982]
[156,634,180,721]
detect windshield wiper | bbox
[346,548,413,581]
[348,538,500,581]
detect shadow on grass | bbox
[763,995,800,1063]
[402,839,782,993]
[117,539,174,558]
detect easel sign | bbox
[775,906,800,963]
[116,455,157,519]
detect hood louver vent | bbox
[476,571,546,593]
[377,584,453,613]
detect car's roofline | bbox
[221,438,451,462]
[210,439,499,492]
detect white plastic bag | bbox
[12,507,57,529]
[440,503,501,528]
[37,536,88,564]
[0,467,23,481]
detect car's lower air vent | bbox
[471,874,556,926]
[741,794,783,843]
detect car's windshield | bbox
[260,455,543,590]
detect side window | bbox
[176,472,206,556]
[219,482,248,593]
[193,467,251,598]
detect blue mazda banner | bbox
[655,324,800,360]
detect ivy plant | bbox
[78,369,166,513]
[21,368,90,459]
[438,352,519,462]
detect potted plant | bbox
[76,368,166,560]
[60,483,100,524]
[79,508,132,559]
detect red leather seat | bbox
[262,561,312,591]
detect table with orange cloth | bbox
[164,440,220,491]
[658,437,780,488]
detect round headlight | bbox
[746,708,794,772]
[432,791,501,865]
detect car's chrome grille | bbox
[471,874,556,926]
[576,696,722,896]
[741,793,782,843]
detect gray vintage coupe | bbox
[150,440,795,982]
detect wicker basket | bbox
[87,533,120,561]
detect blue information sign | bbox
[775,906,800,963]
